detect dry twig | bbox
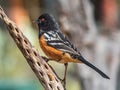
[0,6,64,90]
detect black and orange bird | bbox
[35,13,110,82]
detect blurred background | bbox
[0,0,120,90]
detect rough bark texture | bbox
[0,6,64,90]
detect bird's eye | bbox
[40,18,45,22]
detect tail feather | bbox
[77,55,110,79]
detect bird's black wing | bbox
[44,30,79,54]
[43,30,110,79]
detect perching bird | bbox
[35,13,110,82]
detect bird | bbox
[35,13,110,83]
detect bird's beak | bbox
[33,20,41,24]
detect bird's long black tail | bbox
[77,55,110,79]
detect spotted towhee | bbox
[35,13,110,82]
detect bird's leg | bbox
[48,64,62,81]
[42,56,63,81]
[62,63,68,87]
[41,56,52,62]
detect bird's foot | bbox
[60,78,66,90]
[41,56,50,62]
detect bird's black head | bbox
[36,13,59,31]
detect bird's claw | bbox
[60,78,66,89]
[41,56,49,62]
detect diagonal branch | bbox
[0,6,64,90]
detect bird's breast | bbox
[39,35,63,61]
[39,35,81,63]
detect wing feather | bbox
[44,31,79,54]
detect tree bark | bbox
[0,6,64,90]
